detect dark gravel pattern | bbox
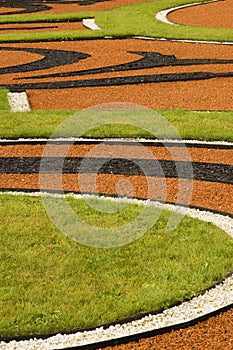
[20,51,233,79]
[0,25,58,31]
[0,0,107,16]
[0,157,232,184]
[0,44,233,93]
[0,47,89,75]
[4,71,233,92]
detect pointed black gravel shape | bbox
[22,51,233,80]
[0,47,90,75]
[0,1,51,15]
[35,0,108,5]
[0,0,108,15]
[0,25,58,31]
[2,70,233,92]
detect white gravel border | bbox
[0,138,232,146]
[135,35,233,45]
[155,0,220,26]
[0,191,233,350]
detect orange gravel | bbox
[1,39,232,110]
[168,0,233,29]
[103,307,233,350]
[0,21,85,34]
[1,172,232,214]
[0,144,233,164]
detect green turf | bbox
[0,109,232,141]
[1,193,233,336]
[0,0,232,42]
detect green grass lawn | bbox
[1,193,233,336]
[0,108,232,141]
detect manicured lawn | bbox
[0,108,232,141]
[1,193,233,336]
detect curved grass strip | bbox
[0,109,232,142]
[95,0,233,41]
[1,193,233,336]
[0,0,232,42]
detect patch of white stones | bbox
[7,92,31,112]
[82,18,101,30]
[0,191,233,350]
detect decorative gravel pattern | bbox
[0,0,233,348]
[0,39,233,110]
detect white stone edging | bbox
[0,138,232,146]
[7,92,31,112]
[82,18,101,30]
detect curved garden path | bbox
[0,0,232,349]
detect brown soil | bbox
[0,21,85,34]
[2,173,232,214]
[0,7,25,14]
[103,307,233,350]
[0,143,233,164]
[1,39,233,110]
[168,0,233,29]
[27,78,233,111]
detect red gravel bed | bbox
[1,39,233,110]
[0,7,25,14]
[2,174,233,214]
[0,21,85,34]
[27,78,233,111]
[103,307,233,350]
[0,143,233,164]
[168,0,233,29]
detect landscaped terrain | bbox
[0,0,232,348]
